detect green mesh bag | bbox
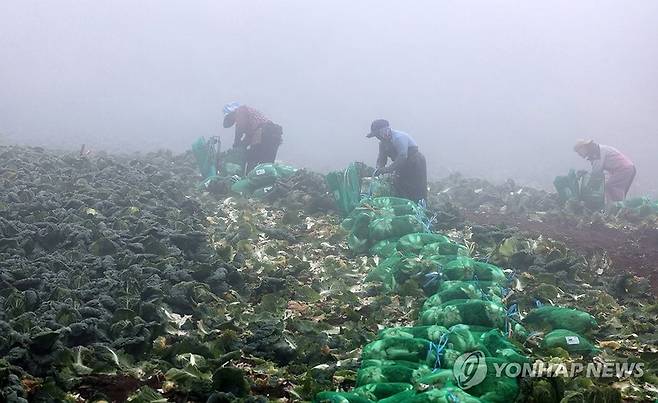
[356,361,432,385]
[479,329,530,364]
[362,176,394,198]
[326,163,363,217]
[396,387,482,403]
[379,325,450,344]
[422,281,504,308]
[314,392,374,403]
[421,241,470,257]
[439,257,507,284]
[246,163,296,187]
[522,306,597,335]
[342,208,380,236]
[231,163,298,196]
[368,215,426,242]
[439,257,475,280]
[445,324,492,353]
[541,329,600,356]
[377,390,417,403]
[365,254,402,288]
[419,299,507,329]
[367,254,446,291]
[362,197,424,217]
[370,239,399,258]
[460,358,520,403]
[353,383,414,402]
[361,337,443,366]
[191,136,219,180]
[396,233,450,255]
[231,178,255,195]
[414,369,457,389]
[217,147,246,176]
[251,186,275,199]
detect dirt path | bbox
[465,211,658,292]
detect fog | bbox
[1,1,657,195]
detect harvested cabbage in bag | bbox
[419,300,507,329]
[361,176,394,199]
[356,361,432,385]
[541,329,599,355]
[446,324,491,353]
[422,281,504,308]
[368,215,426,242]
[397,387,482,403]
[459,358,520,403]
[414,369,457,389]
[522,306,597,335]
[353,383,414,402]
[439,257,506,284]
[230,178,255,195]
[396,233,450,255]
[314,391,374,403]
[479,329,529,364]
[365,197,422,212]
[361,337,442,366]
[422,241,470,257]
[379,325,450,343]
[370,239,399,258]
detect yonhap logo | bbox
[453,351,487,389]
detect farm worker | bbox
[574,139,636,203]
[367,119,428,203]
[222,102,283,172]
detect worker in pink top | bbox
[222,102,283,172]
[574,139,636,203]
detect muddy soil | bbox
[465,211,658,292]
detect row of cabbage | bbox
[316,197,599,403]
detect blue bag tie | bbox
[427,333,450,371]
[423,270,442,289]
[471,274,490,301]
[446,390,460,403]
[505,303,520,336]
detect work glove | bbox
[230,175,241,183]
[373,168,382,177]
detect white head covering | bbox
[223,102,240,115]
[574,139,594,153]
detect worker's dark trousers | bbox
[246,123,283,173]
[394,150,428,202]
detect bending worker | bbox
[574,139,636,203]
[222,102,283,172]
[367,119,428,202]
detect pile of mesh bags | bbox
[316,201,525,402]
[316,195,601,403]
[230,163,298,197]
[341,198,430,254]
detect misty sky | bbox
[1,1,657,194]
